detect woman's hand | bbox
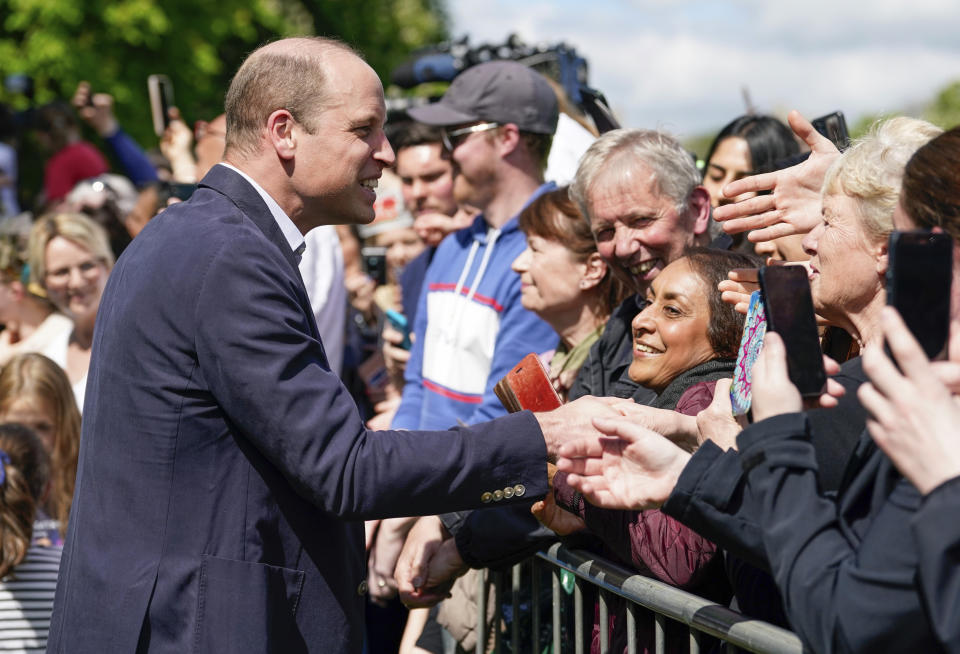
[858,307,960,494]
[713,110,840,243]
[531,492,586,536]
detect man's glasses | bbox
[441,122,500,151]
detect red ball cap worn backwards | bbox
[407,60,559,135]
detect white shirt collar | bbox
[217,162,305,258]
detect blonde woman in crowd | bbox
[28,213,114,410]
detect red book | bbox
[494,353,562,413]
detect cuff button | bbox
[481,492,492,503]
[514,484,526,497]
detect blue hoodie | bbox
[392,184,559,430]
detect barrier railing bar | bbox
[626,601,637,654]
[531,559,540,654]
[655,613,666,654]
[574,576,584,654]
[598,588,609,653]
[477,569,486,654]
[512,565,520,652]
[690,627,701,654]
[493,570,502,654]
[552,565,561,654]
[536,543,803,654]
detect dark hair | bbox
[900,126,960,242]
[388,120,444,151]
[0,423,50,578]
[704,115,800,176]
[35,102,78,152]
[682,247,763,358]
[518,187,626,316]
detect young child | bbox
[0,353,81,542]
[0,422,62,652]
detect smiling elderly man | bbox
[567,128,714,401]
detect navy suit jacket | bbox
[46,165,548,653]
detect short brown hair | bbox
[518,187,626,317]
[224,37,361,156]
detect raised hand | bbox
[859,307,960,494]
[695,378,743,451]
[556,417,691,511]
[750,332,845,423]
[713,110,840,244]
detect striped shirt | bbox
[0,545,61,653]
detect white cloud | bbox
[447,0,960,136]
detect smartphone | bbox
[730,291,767,416]
[494,353,562,413]
[361,246,388,286]
[148,74,174,137]
[758,265,827,397]
[886,230,953,361]
[384,309,412,350]
[167,182,197,201]
[812,111,850,152]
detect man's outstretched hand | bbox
[555,417,692,511]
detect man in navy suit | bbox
[46,37,609,653]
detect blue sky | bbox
[449,0,960,138]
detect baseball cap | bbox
[408,61,559,135]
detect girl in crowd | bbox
[0,422,62,653]
[512,187,626,400]
[0,353,81,543]
[28,212,114,410]
[0,235,72,365]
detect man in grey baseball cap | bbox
[393,61,563,615]
[408,60,559,137]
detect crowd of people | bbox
[0,33,958,654]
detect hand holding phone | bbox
[361,246,388,286]
[384,309,412,350]
[148,74,174,137]
[730,291,767,416]
[758,265,826,397]
[494,353,562,413]
[886,230,953,361]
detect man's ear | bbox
[496,123,521,159]
[688,186,712,236]
[580,252,607,291]
[266,109,297,160]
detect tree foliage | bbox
[924,80,960,131]
[0,0,448,146]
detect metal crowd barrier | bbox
[473,542,804,654]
